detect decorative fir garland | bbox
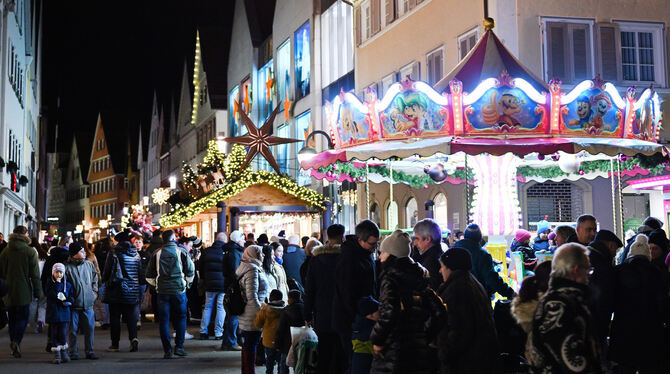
[517,158,668,179]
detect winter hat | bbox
[593,230,624,248]
[440,247,472,271]
[68,241,84,257]
[257,234,269,245]
[278,230,286,238]
[637,225,654,235]
[463,224,483,244]
[536,220,551,234]
[114,229,131,243]
[547,232,556,241]
[643,217,664,230]
[515,229,532,244]
[648,229,669,252]
[327,224,345,238]
[52,262,65,274]
[380,230,411,258]
[191,236,202,248]
[242,245,263,267]
[357,296,379,316]
[628,234,651,259]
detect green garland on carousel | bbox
[517,158,668,179]
[316,161,473,189]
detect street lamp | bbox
[215,132,227,153]
[122,206,129,216]
[143,196,149,206]
[169,175,177,190]
[297,130,334,165]
[99,219,108,229]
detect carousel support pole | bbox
[425,200,434,219]
[321,201,332,241]
[366,161,370,220]
[230,207,240,232]
[389,160,394,229]
[616,156,624,239]
[610,158,618,237]
[216,202,227,233]
[464,154,470,221]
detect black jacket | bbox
[275,301,305,354]
[332,235,377,332]
[609,256,666,368]
[200,240,226,292]
[410,243,443,291]
[138,248,151,286]
[102,242,141,305]
[146,236,163,256]
[304,242,341,333]
[42,246,70,291]
[437,269,499,374]
[527,277,602,374]
[453,239,515,299]
[587,241,616,342]
[222,242,243,290]
[299,255,311,287]
[370,257,446,374]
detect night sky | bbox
[42,0,198,153]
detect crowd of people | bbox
[0,213,668,373]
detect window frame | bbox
[426,45,445,86]
[616,21,665,87]
[361,1,371,41]
[399,61,420,81]
[457,26,479,61]
[541,17,596,85]
[381,72,397,98]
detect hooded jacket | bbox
[0,233,42,306]
[222,241,243,290]
[254,299,286,348]
[304,241,341,333]
[65,257,99,309]
[102,241,141,304]
[275,300,305,354]
[511,297,539,334]
[236,261,268,331]
[46,275,73,323]
[199,240,226,292]
[41,246,69,291]
[146,241,195,295]
[452,238,515,299]
[283,244,306,286]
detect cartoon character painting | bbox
[568,95,591,128]
[563,89,620,135]
[339,103,367,143]
[588,93,611,132]
[481,91,525,131]
[387,93,428,135]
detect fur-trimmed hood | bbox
[8,233,31,244]
[312,241,341,256]
[512,297,539,334]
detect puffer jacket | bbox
[304,241,341,333]
[452,239,515,299]
[236,261,268,332]
[223,242,243,289]
[272,261,289,303]
[146,241,195,295]
[587,240,616,343]
[199,240,226,292]
[41,246,69,290]
[254,300,286,348]
[438,269,499,374]
[0,234,42,306]
[102,242,141,304]
[370,257,447,374]
[65,258,99,309]
[45,276,73,323]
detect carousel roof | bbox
[434,28,548,94]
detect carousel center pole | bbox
[389,160,395,230]
[366,161,370,220]
[469,153,521,242]
[616,156,624,239]
[610,159,617,237]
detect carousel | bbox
[159,108,326,245]
[300,20,667,290]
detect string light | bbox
[152,188,171,205]
[191,31,201,126]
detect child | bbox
[274,289,305,372]
[46,263,73,364]
[254,290,286,374]
[532,220,551,252]
[511,230,536,268]
[351,296,378,374]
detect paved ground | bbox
[0,322,265,373]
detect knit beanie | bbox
[463,224,482,243]
[515,229,532,244]
[536,220,551,234]
[647,229,669,252]
[628,234,651,259]
[114,229,131,243]
[440,247,472,271]
[643,217,663,230]
[52,262,65,274]
[68,241,84,257]
[380,230,411,259]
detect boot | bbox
[241,349,250,374]
[52,349,61,364]
[60,349,70,363]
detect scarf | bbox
[274,257,283,265]
[242,245,263,267]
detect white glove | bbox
[57,292,66,301]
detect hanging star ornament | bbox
[224,102,301,174]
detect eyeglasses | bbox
[365,239,379,248]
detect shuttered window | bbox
[426,47,444,86]
[544,21,593,83]
[596,24,621,81]
[354,6,361,46]
[458,28,478,60]
[362,1,371,41]
[384,0,394,26]
[371,0,381,36]
[381,72,396,97]
[400,61,420,81]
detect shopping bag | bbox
[286,326,318,374]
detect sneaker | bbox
[130,338,139,352]
[173,347,187,357]
[199,333,209,340]
[106,345,119,352]
[61,350,71,363]
[10,342,21,358]
[163,351,173,359]
[86,353,99,360]
[220,344,242,351]
[214,335,223,340]
[36,321,44,334]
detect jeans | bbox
[135,284,147,323]
[158,292,187,353]
[200,291,224,336]
[7,304,30,343]
[265,346,288,374]
[29,292,46,326]
[69,308,95,356]
[222,313,239,348]
[109,303,138,346]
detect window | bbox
[277,124,289,174]
[405,197,417,228]
[362,1,371,40]
[386,200,398,230]
[618,22,664,85]
[370,202,381,227]
[458,27,478,60]
[276,40,290,106]
[543,19,594,84]
[257,59,274,121]
[321,1,354,87]
[434,193,448,231]
[381,72,396,97]
[396,0,409,16]
[426,47,444,85]
[399,61,420,81]
[526,181,584,223]
[295,21,311,100]
[382,0,395,27]
[240,77,252,135]
[229,85,240,137]
[295,111,311,185]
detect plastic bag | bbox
[286,326,318,374]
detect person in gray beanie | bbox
[370,230,446,373]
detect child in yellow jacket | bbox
[254,289,286,374]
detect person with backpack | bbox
[145,230,195,359]
[236,245,268,374]
[102,230,141,353]
[199,232,227,340]
[221,230,245,351]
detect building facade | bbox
[62,135,90,236]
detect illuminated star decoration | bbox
[283,88,292,121]
[265,75,274,102]
[224,102,301,174]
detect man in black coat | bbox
[198,232,227,340]
[304,224,344,374]
[333,220,379,374]
[220,230,245,351]
[587,230,622,370]
[411,218,444,291]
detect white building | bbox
[62,135,90,235]
[0,0,43,236]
